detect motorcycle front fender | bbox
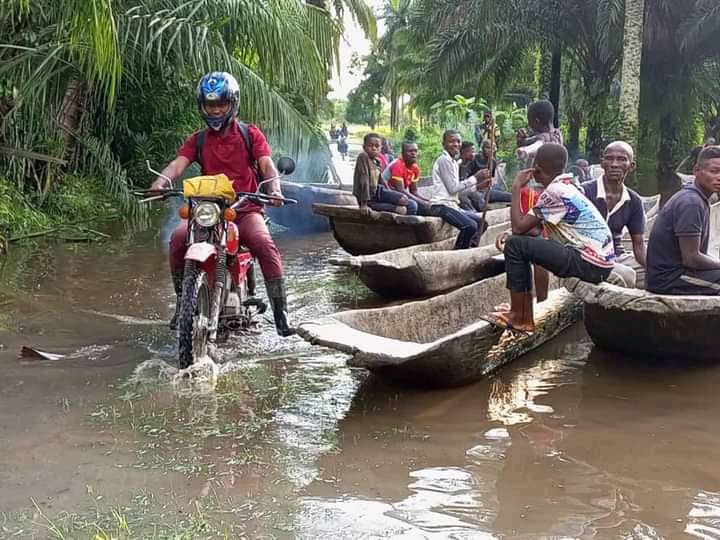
[185,242,217,263]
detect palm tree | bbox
[617,0,646,149]
[0,0,346,208]
[418,0,625,160]
[379,0,417,130]
[306,0,377,41]
[642,0,720,193]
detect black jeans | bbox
[505,235,611,292]
[419,204,482,249]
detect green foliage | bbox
[345,54,386,128]
[0,176,48,236]
[0,173,120,239]
[0,0,378,226]
[430,95,489,125]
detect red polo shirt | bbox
[388,158,420,189]
[177,122,272,193]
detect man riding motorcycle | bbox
[150,71,293,337]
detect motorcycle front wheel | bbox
[177,261,211,369]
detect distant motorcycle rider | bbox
[150,71,293,336]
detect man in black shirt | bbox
[458,140,512,210]
[647,146,720,295]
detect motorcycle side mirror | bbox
[277,156,295,175]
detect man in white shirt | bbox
[427,130,491,248]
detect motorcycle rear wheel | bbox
[177,262,211,369]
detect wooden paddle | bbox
[478,116,496,238]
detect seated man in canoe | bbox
[353,132,416,217]
[428,130,492,249]
[458,140,512,210]
[582,141,647,268]
[383,136,491,249]
[484,143,615,333]
[646,145,720,295]
[382,141,426,212]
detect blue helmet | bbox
[196,72,240,131]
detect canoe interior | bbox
[298,273,579,387]
[334,273,532,344]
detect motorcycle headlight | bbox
[193,201,221,227]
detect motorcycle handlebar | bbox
[132,189,297,206]
[132,188,182,204]
[234,192,298,207]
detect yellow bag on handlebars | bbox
[183,174,236,202]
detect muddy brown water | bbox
[0,218,719,539]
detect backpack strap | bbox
[236,120,255,165]
[196,128,208,172]
[236,120,264,187]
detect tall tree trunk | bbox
[657,113,682,205]
[549,48,562,128]
[57,77,85,155]
[567,108,582,158]
[583,72,612,163]
[617,0,645,148]
[390,85,399,131]
[46,77,85,200]
[537,47,553,99]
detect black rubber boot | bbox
[265,278,295,337]
[169,269,184,330]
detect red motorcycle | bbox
[134,158,296,368]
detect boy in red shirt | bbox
[353,133,417,216]
[382,142,430,211]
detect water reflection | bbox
[686,490,720,539]
[3,222,720,538]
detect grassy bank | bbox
[0,175,123,250]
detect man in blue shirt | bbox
[582,141,647,267]
[647,146,720,295]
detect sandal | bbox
[480,312,533,336]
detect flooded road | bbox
[1,218,719,539]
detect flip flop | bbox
[480,312,533,337]
[494,302,511,312]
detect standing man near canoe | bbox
[582,141,647,268]
[484,143,615,333]
[646,146,720,295]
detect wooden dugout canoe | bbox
[313,202,510,256]
[297,274,582,388]
[575,198,720,361]
[572,280,720,362]
[265,182,357,233]
[328,206,511,298]
[313,203,458,255]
